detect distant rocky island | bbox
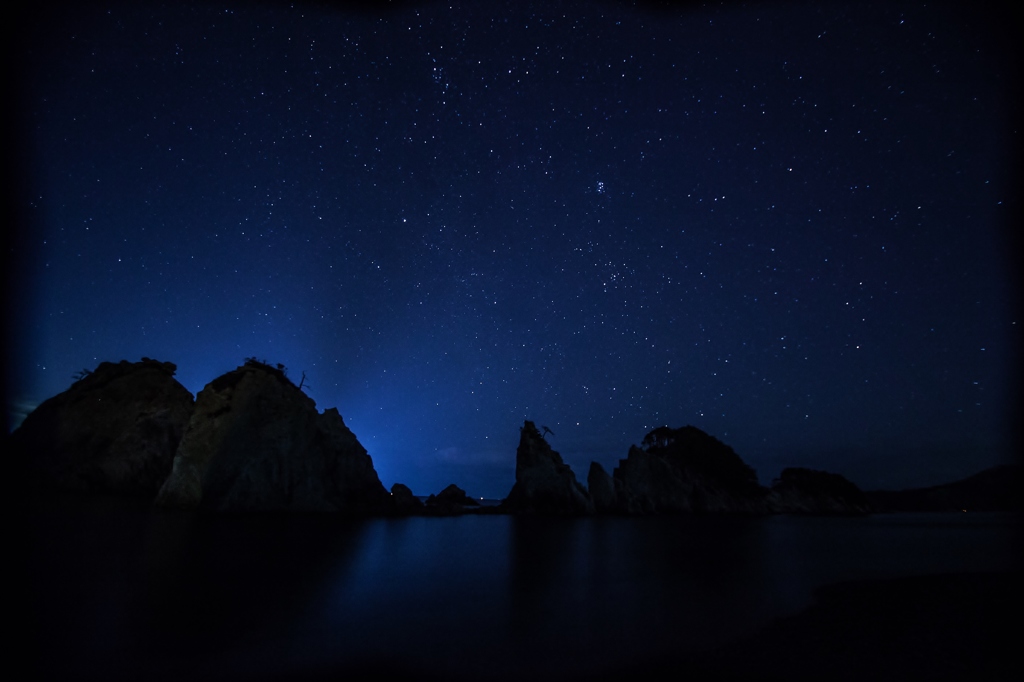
[11,358,1019,515]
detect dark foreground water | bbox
[23,497,1021,681]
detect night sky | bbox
[8,0,1020,498]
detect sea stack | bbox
[612,425,769,514]
[502,420,594,514]
[12,358,194,496]
[156,359,391,513]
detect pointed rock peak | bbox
[588,462,617,514]
[515,420,568,476]
[519,420,546,444]
[503,420,593,515]
[522,421,555,440]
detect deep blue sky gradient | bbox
[8,0,1020,497]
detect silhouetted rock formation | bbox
[502,421,594,514]
[769,467,871,515]
[613,445,689,513]
[156,361,390,513]
[867,464,1024,512]
[11,358,194,496]
[26,356,1010,519]
[424,483,480,514]
[437,483,479,505]
[390,483,423,514]
[588,461,617,513]
[611,426,768,513]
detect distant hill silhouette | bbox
[769,467,872,515]
[867,465,1023,512]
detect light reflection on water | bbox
[26,500,1020,681]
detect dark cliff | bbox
[156,360,391,513]
[610,426,769,514]
[502,421,594,514]
[11,358,194,496]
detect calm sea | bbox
[24,497,1020,681]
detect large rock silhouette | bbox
[587,461,617,513]
[423,483,480,515]
[11,358,194,496]
[613,445,694,513]
[502,421,593,514]
[611,425,769,513]
[156,360,390,513]
[390,483,424,514]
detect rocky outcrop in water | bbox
[156,360,391,513]
[431,483,479,506]
[424,483,480,514]
[17,356,930,518]
[11,358,194,496]
[612,445,691,513]
[609,426,769,514]
[502,421,594,514]
[587,461,617,513]
[390,483,424,514]
[768,467,871,515]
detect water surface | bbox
[26,498,1020,680]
